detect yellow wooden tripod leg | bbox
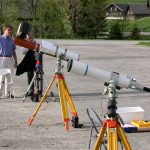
[94,126,106,150]
[63,79,78,116]
[57,77,69,131]
[28,75,55,125]
[117,126,132,150]
[107,126,118,150]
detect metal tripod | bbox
[94,73,132,150]
[27,55,83,130]
[23,69,50,102]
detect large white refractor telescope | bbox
[14,38,80,61]
[14,22,80,61]
[67,59,150,92]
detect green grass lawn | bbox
[125,17,150,32]
[138,42,150,46]
[135,17,150,31]
[108,0,145,3]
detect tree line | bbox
[0,0,107,39]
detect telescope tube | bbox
[67,60,131,88]
[41,40,80,61]
[14,38,80,61]
[14,37,40,51]
[67,59,150,92]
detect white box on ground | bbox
[117,106,144,124]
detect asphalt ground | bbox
[0,40,150,150]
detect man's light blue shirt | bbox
[0,35,16,57]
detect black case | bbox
[16,22,30,38]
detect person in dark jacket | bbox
[16,32,36,96]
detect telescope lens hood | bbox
[143,87,150,92]
[67,59,73,72]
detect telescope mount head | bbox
[55,54,64,74]
[106,80,118,119]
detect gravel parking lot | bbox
[0,40,150,150]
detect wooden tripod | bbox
[27,56,82,130]
[94,79,132,150]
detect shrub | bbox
[130,25,141,40]
[108,22,123,39]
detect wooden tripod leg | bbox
[94,126,106,150]
[62,79,78,116]
[117,126,132,150]
[28,75,55,125]
[107,126,118,150]
[57,78,69,131]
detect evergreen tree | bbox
[36,0,66,38]
[108,21,123,39]
[75,0,107,38]
[130,24,141,40]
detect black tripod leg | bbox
[23,72,37,102]
[40,72,43,97]
[32,72,40,102]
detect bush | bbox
[130,25,141,40]
[108,22,123,39]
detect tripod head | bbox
[35,52,43,72]
[55,53,65,74]
[102,73,119,119]
[104,80,118,119]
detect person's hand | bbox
[14,62,18,68]
[35,64,42,71]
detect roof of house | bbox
[105,3,150,15]
[104,3,128,12]
[115,4,128,12]
[128,3,150,15]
